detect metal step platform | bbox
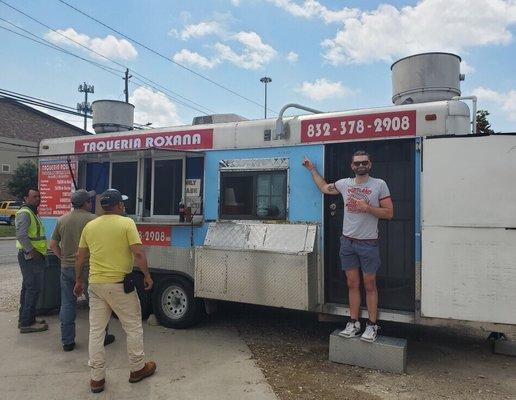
[329,329,407,373]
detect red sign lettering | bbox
[137,225,171,247]
[74,129,213,153]
[301,110,416,143]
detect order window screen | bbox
[111,162,137,214]
[256,173,286,219]
[153,159,183,215]
[220,170,287,220]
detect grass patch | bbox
[0,224,15,237]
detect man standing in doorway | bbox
[303,151,393,342]
[74,189,155,393]
[50,189,115,351]
[15,188,48,333]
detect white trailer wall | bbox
[421,135,516,324]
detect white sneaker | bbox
[338,321,361,338]
[360,323,379,342]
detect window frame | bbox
[108,159,140,217]
[219,169,288,221]
[150,155,186,218]
[87,150,203,222]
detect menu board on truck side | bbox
[38,159,78,217]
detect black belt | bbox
[341,235,378,245]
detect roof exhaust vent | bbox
[192,114,247,125]
[92,100,134,134]
[391,52,464,105]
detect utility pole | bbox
[123,68,132,103]
[260,76,272,119]
[77,82,94,131]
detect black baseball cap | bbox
[71,189,96,207]
[99,189,129,206]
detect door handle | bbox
[329,203,337,211]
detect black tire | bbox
[152,276,202,329]
[9,216,15,226]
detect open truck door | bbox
[420,134,516,325]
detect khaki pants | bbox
[88,283,145,381]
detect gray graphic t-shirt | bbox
[334,177,391,240]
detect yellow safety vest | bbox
[15,206,47,256]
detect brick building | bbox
[0,98,89,200]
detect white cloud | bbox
[286,51,299,63]
[212,31,277,69]
[172,49,220,69]
[461,61,475,74]
[320,0,516,65]
[130,87,183,127]
[267,0,359,24]
[179,21,225,40]
[295,78,354,101]
[45,28,137,60]
[472,86,516,121]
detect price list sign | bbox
[38,160,77,217]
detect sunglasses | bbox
[352,161,370,166]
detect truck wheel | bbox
[153,276,202,329]
[9,216,14,226]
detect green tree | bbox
[476,110,494,134]
[7,161,38,200]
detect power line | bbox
[0,89,155,128]
[0,141,39,149]
[0,21,123,78]
[0,90,90,117]
[0,0,214,116]
[0,19,211,116]
[55,0,277,114]
[0,87,77,111]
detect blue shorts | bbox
[339,236,381,275]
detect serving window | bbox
[86,149,204,222]
[151,158,183,216]
[220,169,287,220]
[110,161,138,215]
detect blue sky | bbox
[1,0,516,132]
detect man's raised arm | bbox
[302,157,340,195]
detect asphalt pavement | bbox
[0,239,277,399]
[0,238,17,264]
[0,309,278,400]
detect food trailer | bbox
[35,53,516,336]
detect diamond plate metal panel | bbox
[195,248,314,310]
[144,246,194,278]
[203,222,316,254]
[219,157,288,171]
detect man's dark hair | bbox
[351,150,371,162]
[101,203,116,212]
[24,187,39,197]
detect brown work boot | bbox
[90,379,105,393]
[129,361,156,383]
[19,322,48,333]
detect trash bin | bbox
[36,253,61,315]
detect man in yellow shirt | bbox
[73,189,156,393]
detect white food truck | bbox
[35,53,516,338]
